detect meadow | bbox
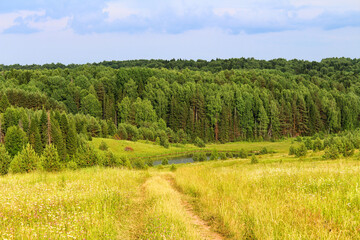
[1,139,360,239]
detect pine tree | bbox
[5,126,27,157]
[66,121,78,157]
[41,144,61,172]
[0,94,10,113]
[29,117,43,154]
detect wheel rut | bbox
[162,174,225,240]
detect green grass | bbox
[90,138,294,161]
[0,167,147,239]
[2,139,359,239]
[174,156,360,239]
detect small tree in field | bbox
[295,143,307,157]
[251,154,258,164]
[41,144,61,172]
[9,144,39,173]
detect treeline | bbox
[1,57,359,75]
[1,58,360,145]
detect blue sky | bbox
[0,0,359,64]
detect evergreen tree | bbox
[41,144,61,172]
[0,94,10,113]
[5,126,27,157]
[66,121,78,157]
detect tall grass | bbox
[175,158,360,239]
[0,167,147,239]
[139,174,201,240]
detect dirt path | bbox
[162,174,225,240]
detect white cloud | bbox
[0,10,45,33]
[102,2,149,21]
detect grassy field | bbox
[1,140,360,239]
[90,138,294,160]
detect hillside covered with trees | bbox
[0,57,359,172]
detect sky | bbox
[0,0,359,65]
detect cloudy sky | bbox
[0,0,359,64]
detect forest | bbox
[0,57,359,173]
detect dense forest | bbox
[0,57,359,172]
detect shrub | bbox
[9,144,39,174]
[41,144,62,172]
[67,160,78,170]
[115,124,128,140]
[102,151,119,167]
[226,152,233,159]
[99,141,109,151]
[260,147,268,155]
[209,150,219,161]
[304,138,313,150]
[194,137,205,148]
[219,152,227,160]
[238,149,248,158]
[341,138,354,157]
[193,152,206,162]
[155,137,161,145]
[323,145,340,160]
[133,160,147,169]
[289,146,296,155]
[295,143,307,157]
[312,138,323,151]
[170,164,177,172]
[0,145,11,175]
[74,144,99,168]
[161,158,169,165]
[251,154,258,164]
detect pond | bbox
[152,155,210,166]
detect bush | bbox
[312,138,323,151]
[323,145,340,160]
[170,164,177,172]
[238,149,248,158]
[251,154,258,164]
[194,137,205,148]
[133,160,147,169]
[9,144,39,173]
[73,144,99,168]
[41,144,62,172]
[295,143,307,157]
[289,146,296,155]
[226,152,233,159]
[219,152,227,160]
[341,138,354,157]
[99,141,109,151]
[67,161,78,170]
[161,158,169,165]
[304,138,313,150]
[0,145,11,175]
[193,152,206,162]
[209,150,219,161]
[102,151,119,167]
[260,147,268,155]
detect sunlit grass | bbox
[175,156,360,239]
[0,167,147,239]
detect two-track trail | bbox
[161,174,225,240]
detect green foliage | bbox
[170,164,177,172]
[0,94,10,113]
[161,158,169,165]
[5,126,27,157]
[312,138,323,151]
[219,152,228,160]
[102,151,119,167]
[251,154,258,164]
[289,146,296,155]
[194,137,205,148]
[238,149,248,158]
[41,144,61,172]
[295,143,307,157]
[304,138,313,150]
[99,141,109,151]
[323,145,340,160]
[193,152,207,162]
[66,160,78,170]
[210,150,219,161]
[260,147,268,155]
[9,144,39,173]
[0,145,11,175]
